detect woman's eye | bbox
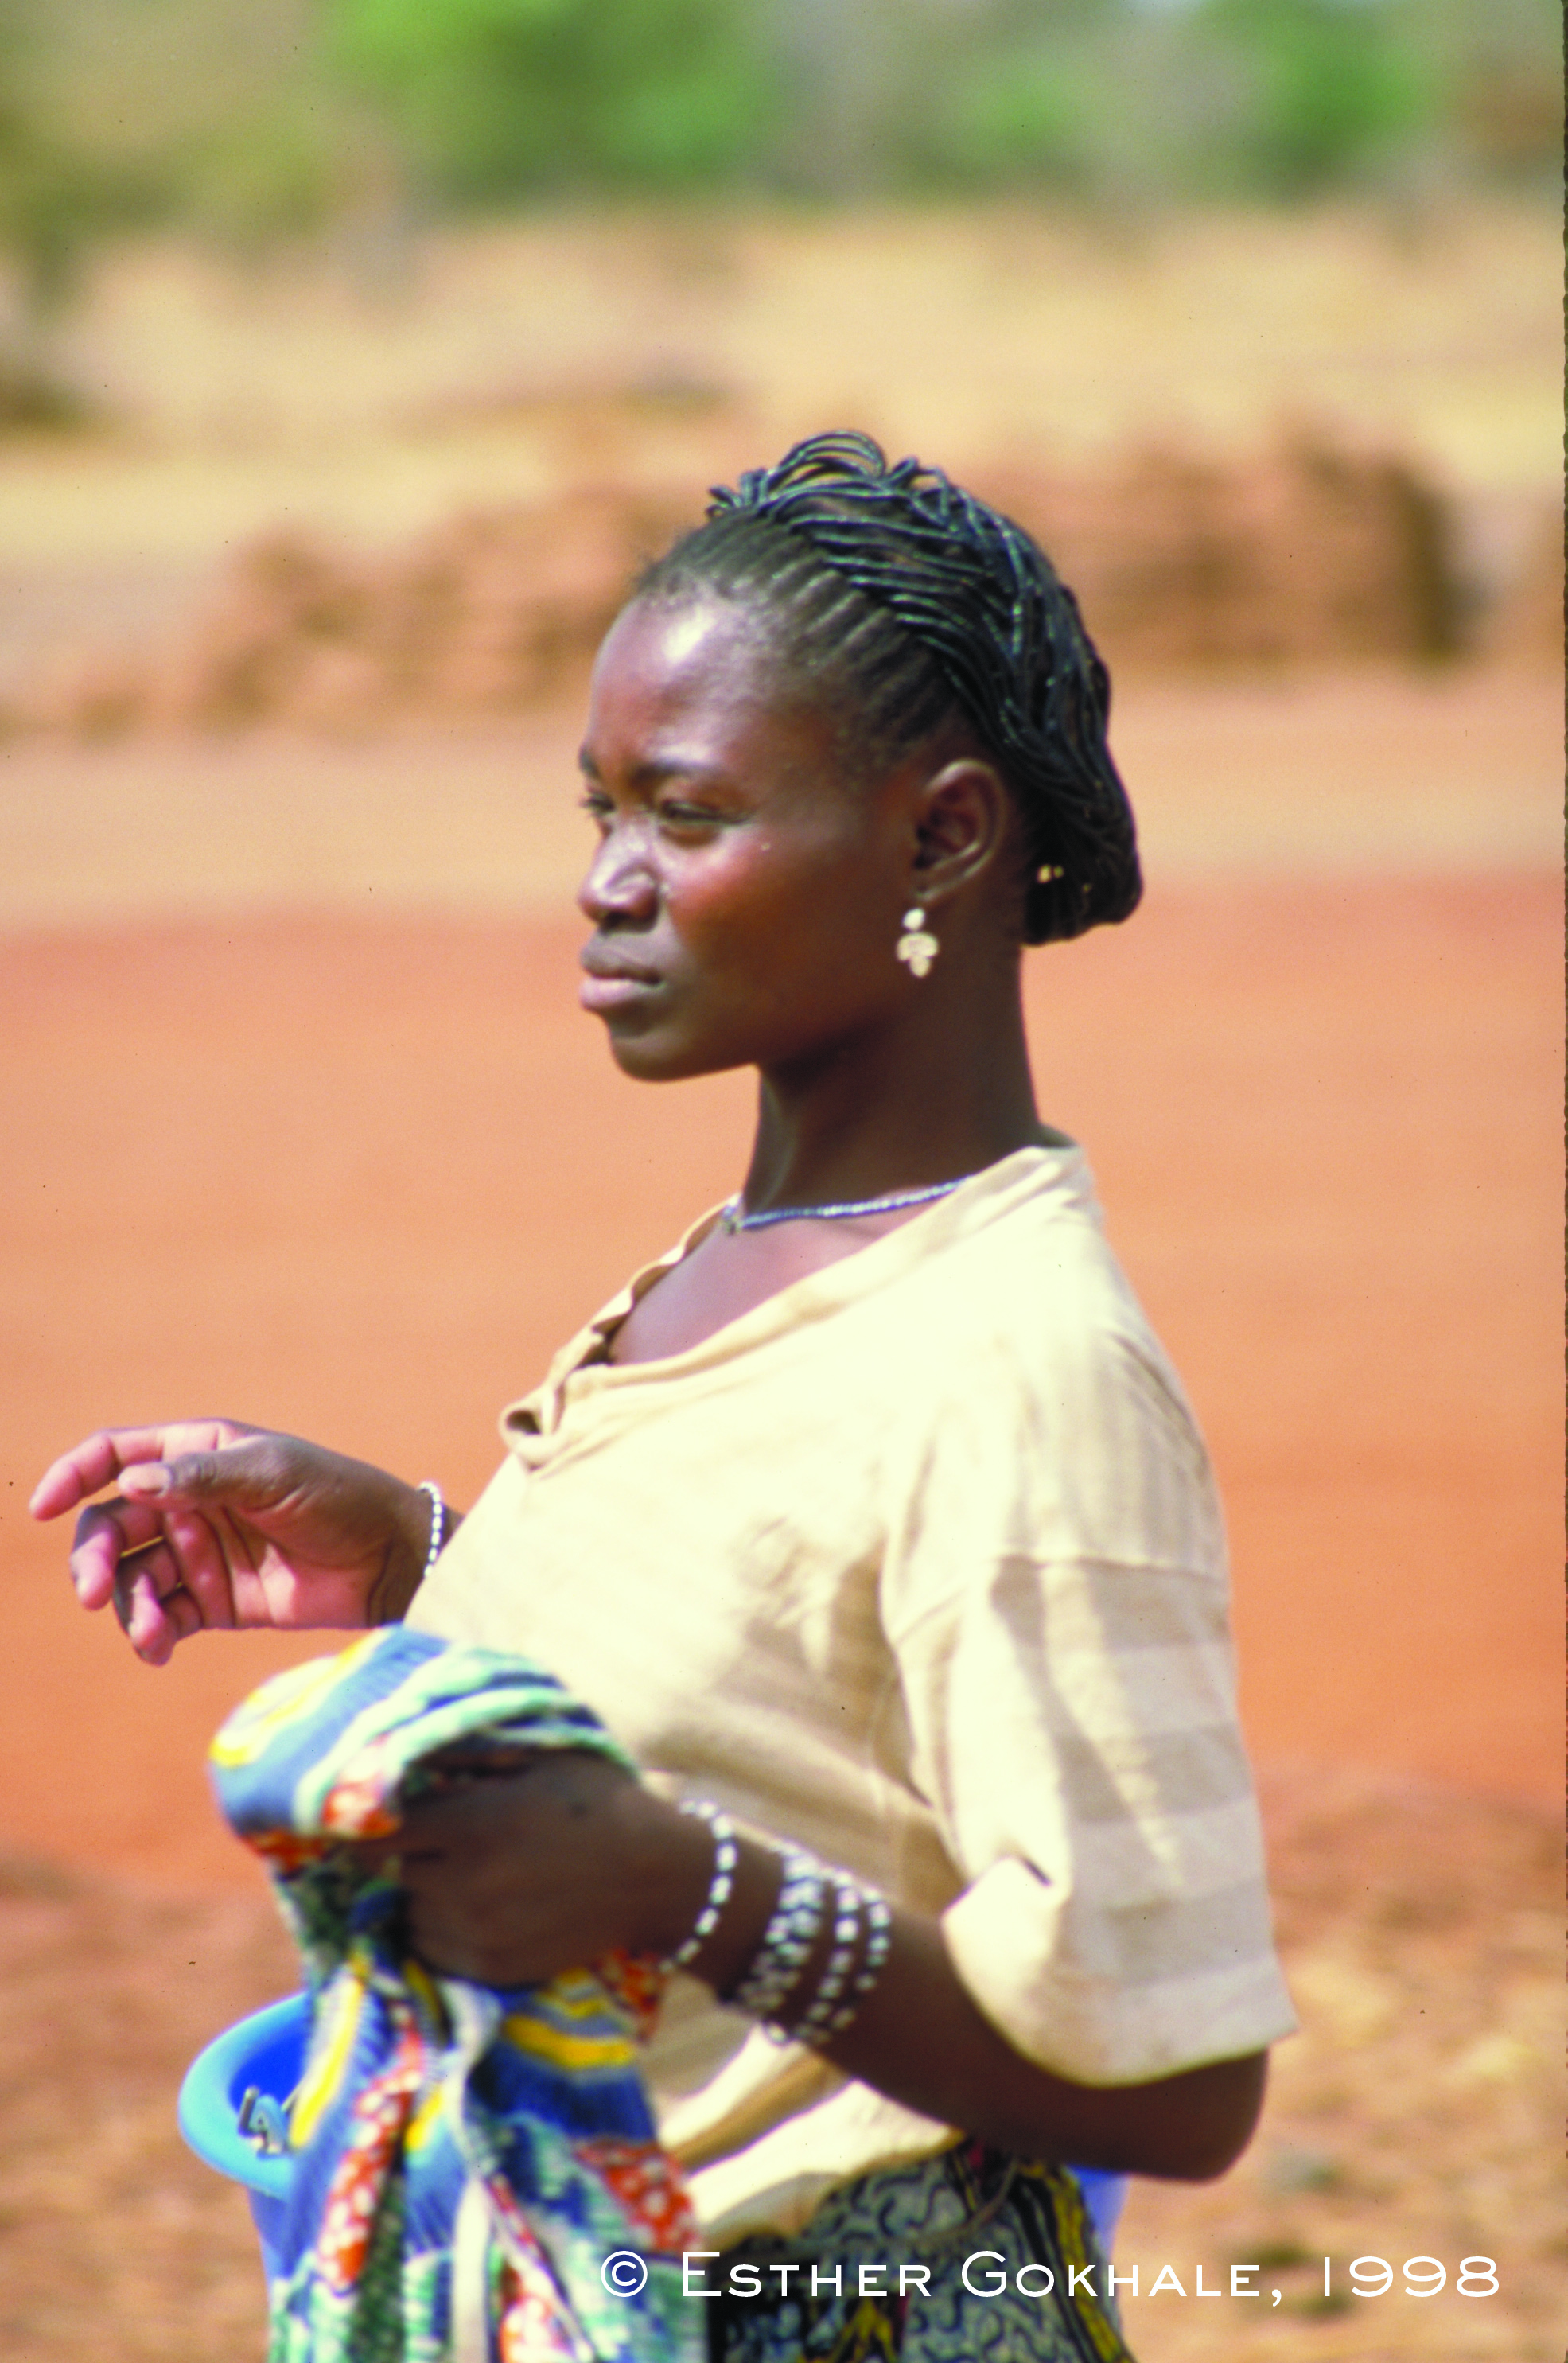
[656,800,723,831]
[577,790,729,838]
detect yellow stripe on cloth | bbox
[290,1964,368,2151]
[209,1639,383,1769]
[500,2005,640,2076]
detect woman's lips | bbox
[578,951,663,1014]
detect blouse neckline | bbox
[501,1143,1091,1440]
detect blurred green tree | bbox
[0,0,1558,417]
[0,0,341,305]
[325,0,772,197]
[1196,0,1432,193]
[0,0,132,325]
[0,0,344,415]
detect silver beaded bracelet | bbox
[662,1801,738,1972]
[733,1847,829,2024]
[853,1892,893,2000]
[416,1481,446,1576]
[790,1873,863,2046]
[785,1881,894,2049]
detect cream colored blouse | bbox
[407,1146,1296,2240]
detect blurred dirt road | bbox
[1,671,1558,1891]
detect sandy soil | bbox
[4,858,1560,1874]
[2,197,1558,707]
[8,200,1558,545]
[0,1768,1558,2363]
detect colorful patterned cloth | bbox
[210,1625,702,2363]
[705,2143,1134,2363]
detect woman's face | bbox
[575,594,922,1083]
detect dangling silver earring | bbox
[896,904,939,979]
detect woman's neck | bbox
[605,975,1060,1368]
[740,967,1047,1218]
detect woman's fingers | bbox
[155,1503,244,1633]
[64,1463,255,1649]
[115,1548,188,1666]
[118,1443,317,1635]
[117,1434,280,1512]
[108,1526,210,1664]
[53,1431,283,1629]
[32,1428,174,1520]
[68,1495,169,1612]
[29,1421,256,1521]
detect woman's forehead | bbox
[640,598,733,672]
[586,594,833,772]
[605,588,766,674]
[593,594,792,723]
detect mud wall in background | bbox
[9,434,1559,740]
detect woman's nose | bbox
[577,816,659,925]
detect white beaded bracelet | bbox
[734,1847,830,2026]
[791,1882,893,2048]
[791,1874,862,2046]
[416,1481,446,1577]
[662,1801,738,1971]
[852,1892,893,1999]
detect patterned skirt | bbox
[705,2144,1136,2363]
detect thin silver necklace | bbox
[719,1178,965,1234]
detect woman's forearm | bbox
[683,1831,1266,2182]
[380,1769,1268,2183]
[823,1910,1266,2179]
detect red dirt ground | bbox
[0,869,1561,2362]
[2,874,1558,1886]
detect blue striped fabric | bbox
[210,1626,702,2363]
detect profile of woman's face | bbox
[575,594,924,1084]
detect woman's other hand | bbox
[29,1422,444,1667]
[358,1753,722,1987]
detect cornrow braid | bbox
[635,508,955,787]
[636,430,1141,945]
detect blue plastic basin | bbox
[177,1991,309,2283]
[179,1991,1126,2282]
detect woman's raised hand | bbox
[29,1422,439,1667]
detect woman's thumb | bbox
[120,1442,270,1505]
[118,1462,173,1498]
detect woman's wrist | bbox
[652,1814,894,2046]
[367,1481,464,1624]
[627,1801,786,1992]
[684,1836,788,1997]
[661,1803,738,1968]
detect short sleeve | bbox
[879,1286,1298,2085]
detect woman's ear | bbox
[910,757,1012,901]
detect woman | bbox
[33,434,1294,2360]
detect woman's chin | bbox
[597,1021,700,1084]
[596,1019,742,1087]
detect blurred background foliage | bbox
[0,0,1559,326]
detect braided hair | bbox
[634,430,1140,945]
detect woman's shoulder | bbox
[890,1149,1218,1512]
[905,1144,1150,1351]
